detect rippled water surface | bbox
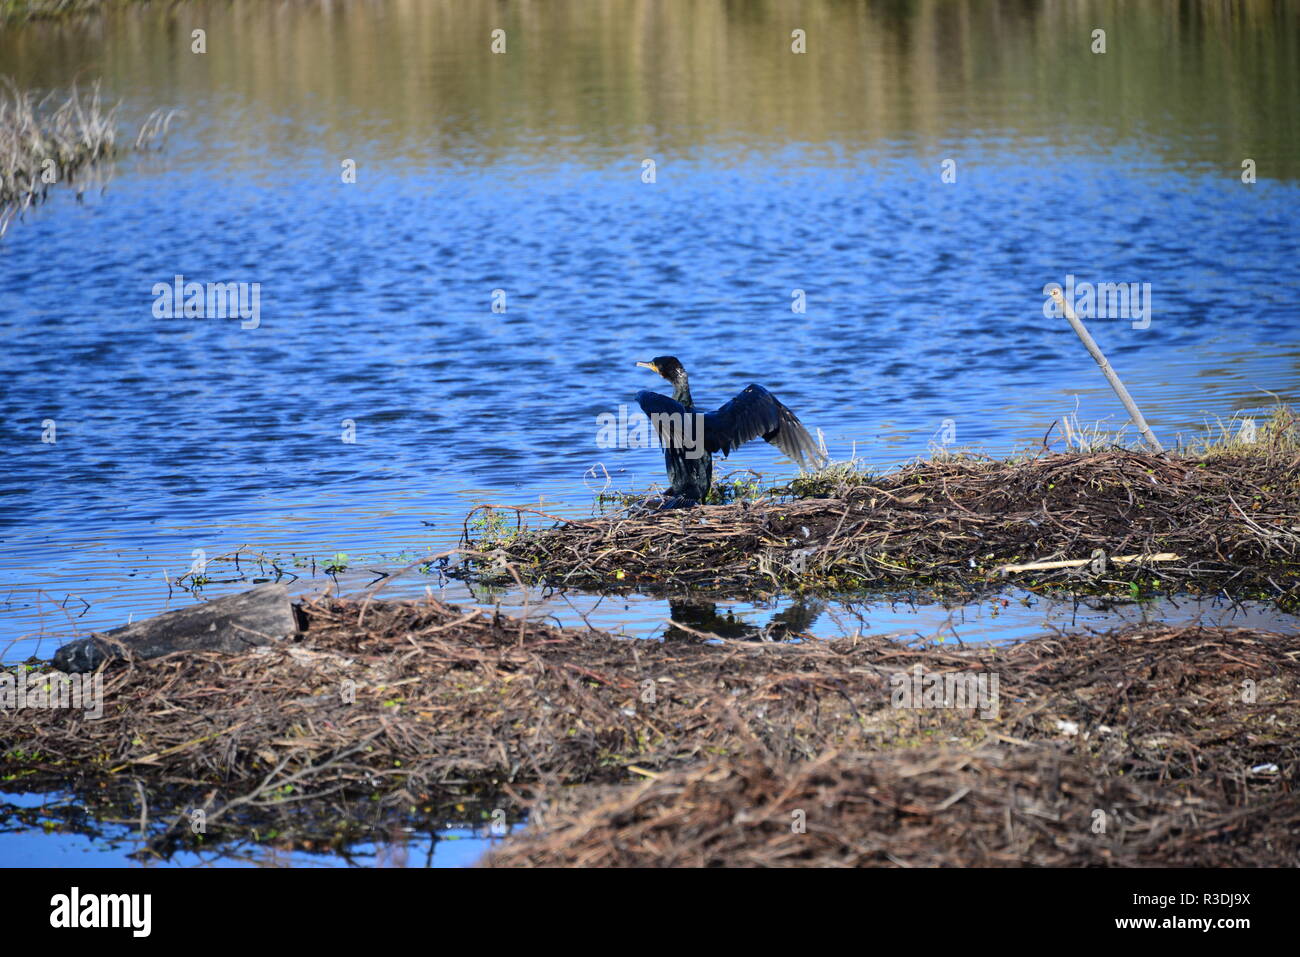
[1,0,1298,865]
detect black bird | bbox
[634,355,826,504]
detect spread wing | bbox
[703,384,826,468]
[635,389,692,449]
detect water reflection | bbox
[0,787,512,868]
[665,597,825,642]
[3,1,1297,176]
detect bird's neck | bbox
[672,378,695,410]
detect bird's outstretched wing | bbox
[635,389,693,449]
[703,384,827,468]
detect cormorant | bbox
[634,355,826,504]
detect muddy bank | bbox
[463,449,1300,608]
[3,594,1296,863]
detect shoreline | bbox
[4,593,1297,865]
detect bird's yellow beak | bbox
[636,361,659,373]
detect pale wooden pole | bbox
[1051,287,1164,454]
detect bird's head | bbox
[636,356,688,386]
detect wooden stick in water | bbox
[1051,286,1164,454]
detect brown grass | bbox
[0,77,176,237]
[3,594,1297,863]
[485,745,1296,868]
[463,443,1300,609]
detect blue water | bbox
[0,789,506,867]
[1,0,1298,866]
[3,146,1297,657]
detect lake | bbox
[1,0,1298,866]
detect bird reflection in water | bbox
[664,598,824,642]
